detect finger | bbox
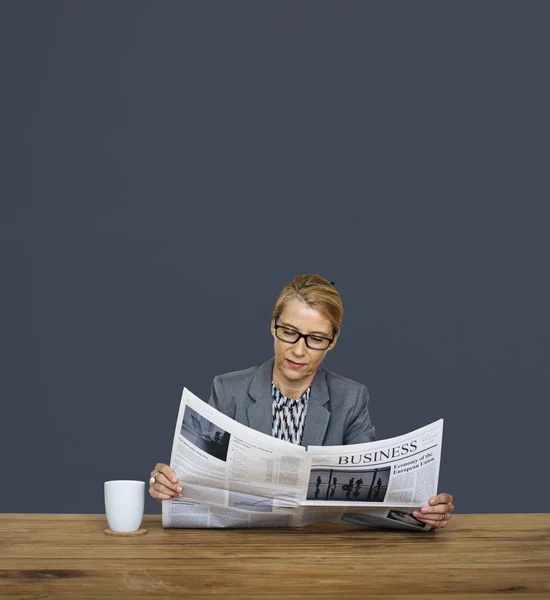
[414,510,450,522]
[152,463,179,485]
[148,487,173,501]
[419,503,448,515]
[155,472,182,494]
[150,463,177,483]
[424,518,450,529]
[159,464,179,484]
[414,513,449,527]
[429,493,453,505]
[150,463,165,477]
[152,482,182,498]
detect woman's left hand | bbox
[413,493,454,529]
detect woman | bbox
[150,274,454,529]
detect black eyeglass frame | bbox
[273,321,335,351]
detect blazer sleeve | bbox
[208,375,236,419]
[344,384,376,445]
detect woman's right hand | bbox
[149,463,183,503]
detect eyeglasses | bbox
[274,321,335,351]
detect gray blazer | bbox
[208,357,376,446]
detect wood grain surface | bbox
[1,513,549,599]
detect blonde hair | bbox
[272,274,343,336]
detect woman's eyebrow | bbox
[278,320,299,330]
[279,321,331,336]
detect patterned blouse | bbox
[271,382,310,445]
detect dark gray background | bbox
[1,1,549,515]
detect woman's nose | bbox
[292,337,307,356]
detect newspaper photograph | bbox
[162,388,443,532]
[162,389,310,529]
[305,420,443,507]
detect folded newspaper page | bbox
[162,388,443,531]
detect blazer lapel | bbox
[246,358,275,436]
[301,368,330,447]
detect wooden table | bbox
[1,514,549,599]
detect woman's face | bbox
[271,299,338,387]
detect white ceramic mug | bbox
[104,480,145,532]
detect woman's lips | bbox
[286,359,305,368]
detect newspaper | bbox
[162,388,443,532]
